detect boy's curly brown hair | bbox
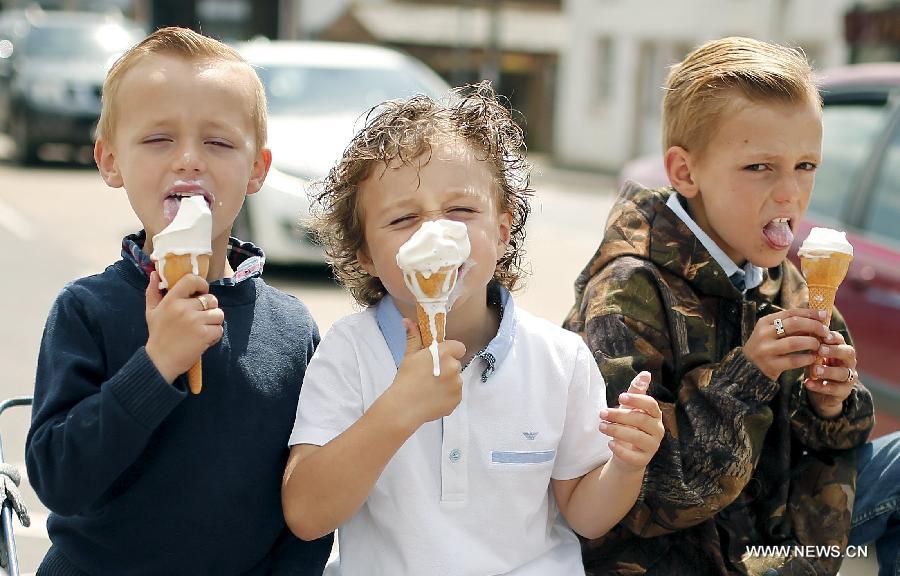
[310,81,533,307]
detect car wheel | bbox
[11,114,40,165]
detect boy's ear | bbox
[356,245,378,278]
[664,146,699,199]
[94,138,124,188]
[497,210,512,250]
[246,147,273,196]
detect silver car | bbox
[236,40,451,265]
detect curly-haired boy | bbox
[281,82,665,575]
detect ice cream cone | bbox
[156,253,211,291]
[800,252,853,326]
[155,252,211,394]
[408,267,456,347]
[799,227,854,372]
[416,304,446,348]
[396,220,471,376]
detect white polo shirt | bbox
[290,288,612,576]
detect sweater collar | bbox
[122,231,265,286]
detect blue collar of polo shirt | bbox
[375,282,515,383]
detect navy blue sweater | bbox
[26,257,332,575]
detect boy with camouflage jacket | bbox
[564,37,877,575]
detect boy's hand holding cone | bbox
[148,195,216,393]
[396,220,470,377]
[798,227,853,367]
[798,227,859,418]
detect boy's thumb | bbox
[146,271,163,311]
[627,371,651,395]
[403,318,424,357]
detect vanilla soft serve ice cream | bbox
[396,220,471,376]
[798,227,853,258]
[396,220,471,277]
[151,195,213,290]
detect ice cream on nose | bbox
[396,220,471,376]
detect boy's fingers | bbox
[168,274,209,299]
[602,422,657,450]
[196,293,219,311]
[203,308,225,325]
[617,393,662,418]
[774,335,822,355]
[603,408,662,434]
[784,307,829,322]
[145,271,163,311]
[439,340,467,361]
[779,316,830,339]
[403,318,424,356]
[778,353,818,372]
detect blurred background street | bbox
[1,0,897,574]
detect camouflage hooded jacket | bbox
[563,183,874,576]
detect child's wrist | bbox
[372,388,421,436]
[145,344,178,384]
[607,454,648,478]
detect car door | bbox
[803,86,900,434]
[849,103,900,423]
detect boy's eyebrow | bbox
[738,150,822,162]
[134,118,244,138]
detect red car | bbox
[620,63,900,437]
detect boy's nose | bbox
[172,148,206,173]
[773,174,804,203]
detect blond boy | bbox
[565,37,879,575]
[26,28,331,575]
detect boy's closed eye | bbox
[142,136,173,145]
[205,139,235,149]
[446,206,479,219]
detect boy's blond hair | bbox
[312,81,533,307]
[97,27,267,150]
[663,36,821,158]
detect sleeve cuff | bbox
[715,349,780,406]
[791,386,875,451]
[107,347,186,431]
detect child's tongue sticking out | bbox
[763,218,794,249]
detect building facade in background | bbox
[556,0,856,172]
[2,0,889,171]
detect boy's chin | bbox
[749,249,790,270]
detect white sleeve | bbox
[552,340,613,480]
[288,323,364,447]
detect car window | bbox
[811,102,889,218]
[255,65,440,116]
[863,119,900,244]
[23,23,140,59]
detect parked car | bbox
[235,39,451,265]
[0,8,143,164]
[619,63,900,436]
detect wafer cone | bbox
[155,252,211,394]
[409,266,457,347]
[801,252,852,325]
[801,252,852,368]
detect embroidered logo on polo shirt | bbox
[522,431,538,441]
